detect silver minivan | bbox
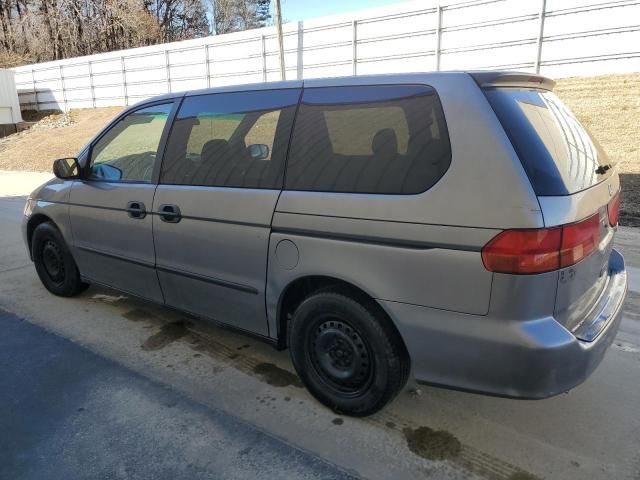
[23,71,627,416]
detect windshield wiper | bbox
[595,164,612,175]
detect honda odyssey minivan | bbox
[23,71,627,415]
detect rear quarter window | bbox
[285,85,451,194]
[484,88,613,196]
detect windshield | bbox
[484,88,613,196]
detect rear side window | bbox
[160,89,299,189]
[484,88,613,196]
[285,85,451,194]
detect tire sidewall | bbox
[289,292,399,416]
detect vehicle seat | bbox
[194,139,235,185]
[372,128,398,159]
[403,114,449,192]
[351,128,399,192]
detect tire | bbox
[288,290,410,416]
[32,222,89,297]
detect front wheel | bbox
[288,291,410,416]
[32,222,89,297]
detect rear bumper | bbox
[380,249,627,399]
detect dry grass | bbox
[555,73,640,225]
[555,73,640,173]
[0,107,123,172]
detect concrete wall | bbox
[12,0,640,112]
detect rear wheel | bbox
[32,222,89,297]
[288,290,410,416]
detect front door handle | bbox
[126,201,146,219]
[158,204,182,223]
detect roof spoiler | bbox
[469,71,556,90]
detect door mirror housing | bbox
[52,157,80,179]
[247,143,269,160]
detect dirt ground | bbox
[0,73,637,224]
[0,107,123,171]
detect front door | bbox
[152,88,301,336]
[69,102,175,302]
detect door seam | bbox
[151,183,166,304]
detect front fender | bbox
[23,178,74,256]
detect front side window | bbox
[160,89,299,189]
[89,103,172,182]
[285,85,451,194]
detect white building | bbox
[0,69,22,136]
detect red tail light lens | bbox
[608,191,620,226]
[481,228,562,274]
[559,214,600,267]
[482,213,601,274]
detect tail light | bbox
[608,190,620,226]
[482,213,601,274]
[559,214,600,267]
[481,228,561,274]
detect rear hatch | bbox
[476,72,621,335]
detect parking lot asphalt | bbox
[1,190,640,480]
[0,309,355,480]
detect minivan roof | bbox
[129,70,555,108]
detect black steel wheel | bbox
[289,290,410,416]
[41,239,66,284]
[309,316,374,397]
[32,221,89,297]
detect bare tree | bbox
[210,0,271,34]
[211,0,236,34]
[0,0,270,67]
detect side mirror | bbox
[52,157,80,179]
[248,143,269,160]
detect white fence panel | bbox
[12,0,640,111]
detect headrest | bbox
[372,128,398,156]
[201,139,231,160]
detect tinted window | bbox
[285,85,451,194]
[484,88,612,196]
[160,89,299,188]
[90,104,172,182]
